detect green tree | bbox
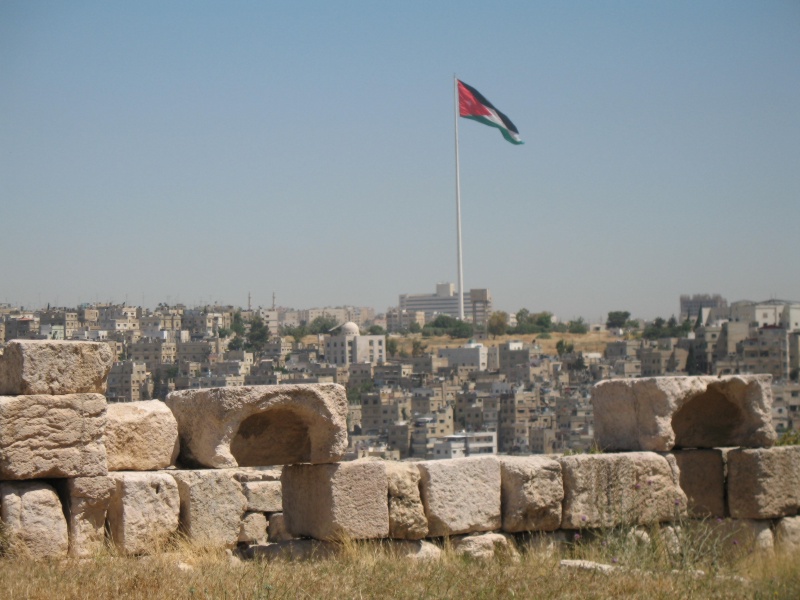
[685,344,702,375]
[231,311,246,337]
[280,324,308,343]
[245,316,270,354]
[411,339,427,357]
[408,321,422,334]
[368,325,386,335]
[556,339,574,356]
[606,311,631,329]
[386,338,398,358]
[487,311,509,338]
[567,317,589,334]
[227,336,244,351]
[308,315,340,334]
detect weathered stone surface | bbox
[386,461,428,540]
[106,400,179,471]
[775,516,800,554]
[388,539,442,560]
[671,449,726,517]
[232,466,282,482]
[592,375,775,452]
[0,393,107,479]
[64,475,115,557]
[242,481,282,513]
[244,539,339,561]
[239,512,268,543]
[418,456,501,537]
[107,472,180,554]
[0,340,113,395]
[500,456,563,533]
[0,481,69,559]
[166,384,348,468]
[267,512,293,542]
[727,446,800,519]
[559,452,686,529]
[171,470,247,548]
[282,460,389,540]
[452,533,518,559]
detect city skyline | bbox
[2,2,798,320]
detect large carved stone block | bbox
[0,340,113,395]
[386,461,428,540]
[282,460,389,540]
[166,384,348,468]
[559,452,686,529]
[727,446,800,519]
[107,472,180,554]
[106,400,179,471]
[0,393,107,479]
[63,475,115,557]
[418,456,501,537]
[171,470,247,548]
[0,481,69,559]
[242,480,282,513]
[500,456,563,533]
[671,449,726,517]
[592,375,775,452]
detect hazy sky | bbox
[2,1,798,321]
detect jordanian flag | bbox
[458,80,523,145]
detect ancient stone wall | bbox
[0,341,797,559]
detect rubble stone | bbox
[267,512,293,543]
[592,375,775,451]
[418,456,501,537]
[166,384,348,468]
[105,400,179,471]
[0,393,107,479]
[775,516,800,554]
[282,460,389,540]
[671,449,726,517]
[386,461,428,540]
[238,512,268,543]
[107,472,180,554]
[727,446,800,519]
[0,340,114,396]
[559,452,686,529]
[500,456,563,533]
[452,532,518,559]
[171,470,247,548]
[242,481,282,513]
[64,475,115,557]
[0,481,69,559]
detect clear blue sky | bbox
[2,1,798,321]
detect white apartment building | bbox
[431,431,497,459]
[438,342,488,371]
[398,283,493,323]
[324,322,386,366]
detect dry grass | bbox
[1,532,798,600]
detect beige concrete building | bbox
[107,361,151,402]
[324,322,386,366]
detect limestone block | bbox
[671,449,726,517]
[267,512,294,542]
[0,340,113,395]
[232,466,282,482]
[0,481,69,559]
[64,475,115,557]
[282,460,389,540]
[559,452,687,529]
[386,461,428,540]
[727,446,800,519]
[171,470,247,548]
[388,539,442,560]
[592,375,775,452]
[500,456,563,533]
[452,532,518,559]
[775,516,800,554]
[242,481,282,513]
[166,384,348,468]
[238,511,267,543]
[106,400,179,471]
[418,456,501,537]
[0,393,107,479]
[107,472,180,554]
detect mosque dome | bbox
[340,321,360,336]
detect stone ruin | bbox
[1,339,799,560]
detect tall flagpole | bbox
[454,75,465,321]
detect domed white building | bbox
[324,321,386,366]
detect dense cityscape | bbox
[2,287,798,460]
